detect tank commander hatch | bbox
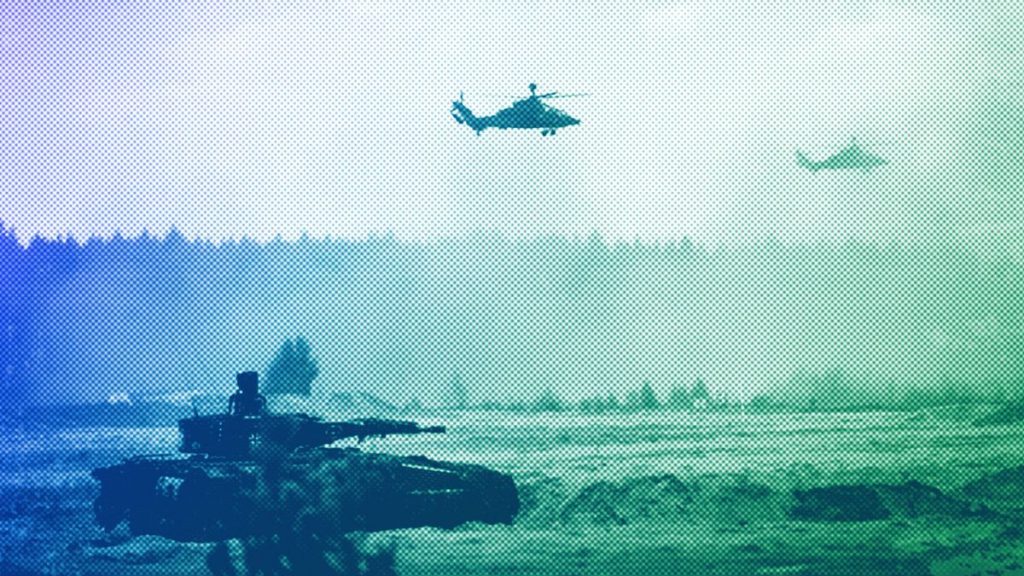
[227,371,267,417]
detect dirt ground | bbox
[2,482,1024,576]
[6,410,1024,575]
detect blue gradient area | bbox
[0,224,74,409]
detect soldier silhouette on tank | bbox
[227,371,267,417]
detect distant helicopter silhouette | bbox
[796,138,887,173]
[451,83,583,136]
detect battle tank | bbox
[91,372,519,543]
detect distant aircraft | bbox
[796,138,887,173]
[450,83,583,136]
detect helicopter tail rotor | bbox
[451,96,487,134]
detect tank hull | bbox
[92,447,518,542]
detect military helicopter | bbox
[451,83,583,136]
[796,137,887,173]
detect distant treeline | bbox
[453,372,1016,415]
[1,224,1021,411]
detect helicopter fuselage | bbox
[451,94,580,136]
[796,142,887,173]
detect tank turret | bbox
[178,412,446,458]
[91,372,518,543]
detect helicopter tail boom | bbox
[451,99,488,134]
[795,151,819,172]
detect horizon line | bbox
[3,220,1020,253]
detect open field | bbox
[4,407,1024,575]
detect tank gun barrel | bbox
[325,418,446,443]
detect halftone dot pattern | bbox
[3,235,1024,574]
[2,1,1024,575]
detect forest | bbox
[1,223,1021,413]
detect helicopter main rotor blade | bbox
[538,92,589,99]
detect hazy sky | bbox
[1,0,1021,247]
